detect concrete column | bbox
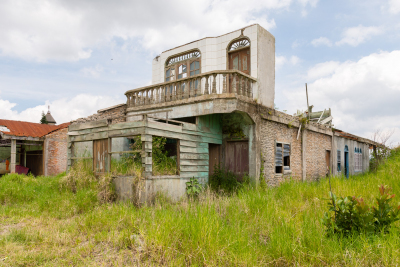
[301,129,307,182]
[11,139,16,173]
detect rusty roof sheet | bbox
[0,119,70,138]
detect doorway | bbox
[344,145,349,178]
[209,144,221,176]
[224,140,249,180]
[228,47,250,92]
[325,150,331,176]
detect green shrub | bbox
[185,177,202,198]
[152,136,178,176]
[208,165,248,194]
[322,184,400,236]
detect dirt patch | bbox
[0,222,25,236]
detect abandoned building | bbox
[67,24,380,202]
[0,116,70,176]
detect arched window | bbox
[228,38,250,51]
[227,37,251,92]
[165,50,201,81]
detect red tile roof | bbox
[0,119,70,138]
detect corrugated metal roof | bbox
[0,119,70,138]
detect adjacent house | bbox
[0,115,70,176]
[68,24,380,202]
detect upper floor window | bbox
[165,50,201,81]
[228,38,250,51]
[227,37,251,80]
[165,68,175,82]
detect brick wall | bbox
[305,130,331,180]
[260,119,302,186]
[45,127,68,176]
[260,118,333,185]
[71,104,126,125]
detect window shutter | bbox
[283,144,290,157]
[275,145,282,167]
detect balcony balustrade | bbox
[125,70,257,108]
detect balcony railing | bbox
[125,70,257,108]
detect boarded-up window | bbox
[337,150,341,172]
[275,142,290,174]
[93,139,109,173]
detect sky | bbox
[0,0,399,145]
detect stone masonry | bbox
[44,127,68,176]
[305,130,331,181]
[261,119,302,186]
[71,103,126,125]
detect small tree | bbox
[40,111,48,124]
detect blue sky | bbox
[1,0,399,145]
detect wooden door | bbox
[325,150,331,176]
[93,139,109,173]
[209,144,221,176]
[225,141,249,180]
[228,48,250,92]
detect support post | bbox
[302,128,307,181]
[204,75,209,95]
[11,139,16,173]
[222,74,227,93]
[212,74,217,94]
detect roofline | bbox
[97,103,126,113]
[159,24,259,55]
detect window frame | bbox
[275,141,291,175]
[354,147,363,172]
[337,150,341,172]
[165,49,201,82]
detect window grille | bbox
[229,39,250,51]
[166,51,200,66]
[337,150,341,172]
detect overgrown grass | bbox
[0,148,400,266]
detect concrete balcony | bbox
[125,70,257,112]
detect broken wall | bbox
[44,127,68,176]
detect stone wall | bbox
[260,119,302,186]
[305,129,332,181]
[260,116,333,186]
[71,104,126,125]
[44,127,68,176]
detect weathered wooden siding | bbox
[67,115,223,200]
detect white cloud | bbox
[0,94,123,124]
[388,0,400,14]
[81,65,103,78]
[311,37,332,47]
[306,61,340,80]
[290,55,300,65]
[283,50,400,144]
[276,55,300,69]
[0,0,316,62]
[298,0,319,7]
[276,56,287,69]
[336,25,384,47]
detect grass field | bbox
[1,148,400,266]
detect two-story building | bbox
[67,24,380,202]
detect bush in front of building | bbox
[208,165,249,195]
[322,184,400,236]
